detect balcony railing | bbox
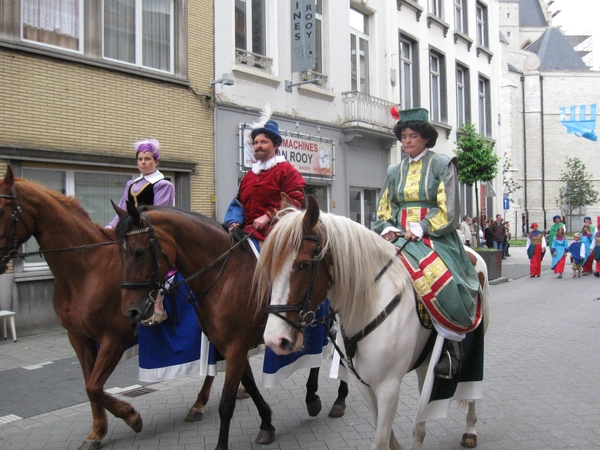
[235,48,273,72]
[299,70,328,88]
[342,91,398,129]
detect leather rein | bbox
[0,189,118,267]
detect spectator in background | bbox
[460,215,472,247]
[503,221,512,257]
[490,214,506,255]
[470,216,478,248]
[484,218,494,248]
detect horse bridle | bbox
[266,233,332,333]
[0,188,33,267]
[120,211,174,302]
[120,211,249,307]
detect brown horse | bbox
[115,200,349,449]
[0,166,215,450]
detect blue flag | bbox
[560,104,598,142]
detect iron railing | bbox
[235,48,273,72]
[342,91,397,129]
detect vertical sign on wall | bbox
[291,0,316,73]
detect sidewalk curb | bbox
[489,277,510,286]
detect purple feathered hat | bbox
[134,139,160,161]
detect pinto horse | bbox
[256,196,490,450]
[114,201,348,450]
[0,166,218,450]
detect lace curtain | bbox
[22,0,80,50]
[104,0,171,72]
[22,0,80,38]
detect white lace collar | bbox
[251,155,286,174]
[132,170,165,184]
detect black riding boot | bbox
[434,339,463,379]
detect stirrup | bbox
[141,311,168,326]
[434,349,454,379]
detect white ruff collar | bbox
[251,155,286,174]
[133,170,165,183]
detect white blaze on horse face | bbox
[263,253,302,354]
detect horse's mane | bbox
[256,209,410,325]
[16,177,92,221]
[116,205,235,244]
[15,177,117,241]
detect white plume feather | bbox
[249,102,273,130]
[246,103,273,146]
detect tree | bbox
[453,122,499,246]
[502,156,521,202]
[555,157,599,217]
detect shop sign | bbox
[239,125,334,179]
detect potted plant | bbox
[471,247,503,280]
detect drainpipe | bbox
[521,75,528,231]
[540,74,547,230]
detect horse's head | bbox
[258,195,331,355]
[115,201,175,323]
[0,166,34,274]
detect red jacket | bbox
[238,161,305,240]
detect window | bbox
[478,75,491,137]
[349,188,378,229]
[476,2,489,48]
[22,0,83,52]
[454,0,467,35]
[20,168,133,268]
[11,0,184,77]
[456,64,470,128]
[350,8,370,94]
[400,35,418,109]
[430,0,443,19]
[235,0,266,56]
[103,0,174,73]
[429,50,446,123]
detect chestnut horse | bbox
[0,166,216,450]
[115,200,349,450]
[256,196,490,450]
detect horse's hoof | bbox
[129,413,143,433]
[306,398,322,417]
[237,386,251,399]
[461,432,477,448]
[185,407,205,422]
[255,427,275,445]
[328,402,346,418]
[78,439,102,450]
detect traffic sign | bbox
[503,197,510,210]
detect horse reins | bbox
[0,188,118,265]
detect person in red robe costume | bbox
[526,223,547,277]
[227,118,305,241]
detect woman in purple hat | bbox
[107,138,174,324]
